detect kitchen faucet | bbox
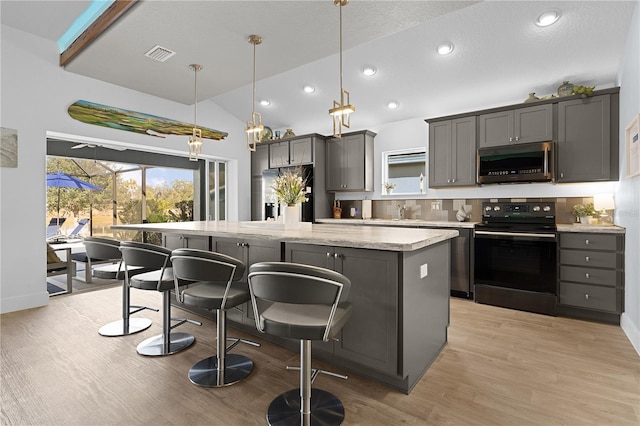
[397,204,407,220]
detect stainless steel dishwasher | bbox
[426,227,473,298]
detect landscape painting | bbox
[68,100,228,140]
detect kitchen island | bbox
[111,221,458,393]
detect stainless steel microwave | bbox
[477,141,554,184]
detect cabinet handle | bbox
[326,252,332,257]
[585,239,590,246]
[585,273,590,279]
[585,293,589,300]
[515,136,519,142]
[585,256,590,262]
[334,253,342,259]
[560,172,564,178]
[237,242,242,247]
[509,137,513,142]
[452,179,456,183]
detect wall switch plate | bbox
[420,263,428,278]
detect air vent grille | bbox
[144,45,176,62]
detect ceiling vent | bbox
[144,45,176,62]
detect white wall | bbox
[0,25,251,313]
[616,1,640,355]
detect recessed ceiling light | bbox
[260,99,270,106]
[387,101,400,109]
[536,10,560,27]
[362,65,377,76]
[436,42,454,56]
[303,85,316,93]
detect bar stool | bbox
[170,248,261,387]
[119,241,200,356]
[83,237,157,337]
[247,261,353,426]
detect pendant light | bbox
[246,34,264,152]
[329,0,355,138]
[188,64,203,161]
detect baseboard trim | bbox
[0,291,49,314]
[620,312,640,357]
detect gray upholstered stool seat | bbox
[248,261,353,426]
[83,237,157,337]
[171,248,260,387]
[120,241,200,357]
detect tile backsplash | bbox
[338,197,594,224]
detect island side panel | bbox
[401,240,450,392]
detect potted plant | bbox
[272,169,307,225]
[572,203,596,224]
[384,182,396,194]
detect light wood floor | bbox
[1,286,638,425]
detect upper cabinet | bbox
[251,143,269,176]
[268,136,314,168]
[326,130,375,192]
[479,104,553,148]
[428,117,476,188]
[557,93,618,182]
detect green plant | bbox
[572,85,595,98]
[572,203,596,217]
[272,169,307,205]
[384,182,396,190]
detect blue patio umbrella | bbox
[46,172,103,230]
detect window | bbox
[382,148,426,194]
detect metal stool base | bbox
[98,318,152,337]
[188,353,254,387]
[136,332,195,356]
[267,388,345,426]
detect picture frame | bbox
[625,113,640,179]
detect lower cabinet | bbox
[163,233,210,250]
[284,243,399,376]
[557,232,624,323]
[213,236,282,326]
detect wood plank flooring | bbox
[1,286,638,425]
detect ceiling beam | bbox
[60,0,138,67]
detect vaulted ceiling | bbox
[2,1,636,136]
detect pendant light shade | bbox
[246,34,264,152]
[329,0,354,138]
[188,64,203,161]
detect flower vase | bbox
[579,216,592,224]
[283,204,300,228]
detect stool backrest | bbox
[83,236,122,261]
[120,241,172,270]
[247,262,351,340]
[170,248,246,306]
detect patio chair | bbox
[47,243,75,294]
[68,218,90,238]
[46,218,66,239]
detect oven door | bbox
[474,230,557,294]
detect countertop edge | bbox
[111,222,459,251]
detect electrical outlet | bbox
[420,263,428,278]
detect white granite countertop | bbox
[316,218,477,229]
[112,221,459,252]
[556,224,626,234]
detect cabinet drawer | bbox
[560,233,617,250]
[560,249,619,269]
[559,282,617,312]
[560,265,617,287]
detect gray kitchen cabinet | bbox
[268,136,313,168]
[557,232,624,324]
[214,236,282,325]
[326,130,375,192]
[269,140,290,168]
[251,143,269,177]
[251,176,262,221]
[163,233,210,250]
[479,104,553,147]
[557,94,618,182]
[428,117,476,187]
[284,243,399,375]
